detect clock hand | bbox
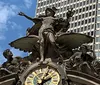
[42,77,51,84]
[40,75,51,85]
[44,74,51,80]
[37,66,49,85]
[41,66,49,80]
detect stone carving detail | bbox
[0,7,100,85]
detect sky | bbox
[0,0,37,64]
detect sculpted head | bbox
[3,49,13,60]
[80,44,90,54]
[45,7,58,17]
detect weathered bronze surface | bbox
[0,7,100,85]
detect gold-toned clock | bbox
[24,65,60,85]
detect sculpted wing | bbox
[9,35,39,52]
[56,33,94,49]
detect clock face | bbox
[25,65,60,85]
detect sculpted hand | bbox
[18,12,25,16]
[67,8,75,18]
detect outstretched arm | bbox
[18,12,42,23]
[18,12,33,21]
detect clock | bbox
[24,64,60,85]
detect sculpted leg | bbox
[39,36,44,63]
[49,33,63,61]
[40,44,44,62]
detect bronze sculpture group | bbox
[0,7,100,85]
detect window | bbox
[83,8,85,12]
[95,52,98,57]
[99,45,100,49]
[81,20,84,25]
[67,0,69,4]
[70,5,72,8]
[76,9,78,14]
[82,14,84,18]
[38,3,40,7]
[91,31,94,36]
[64,1,67,5]
[61,8,63,12]
[55,3,57,7]
[77,28,80,32]
[88,25,90,30]
[89,6,92,10]
[86,13,88,17]
[89,12,91,16]
[37,9,39,13]
[97,10,100,15]
[95,44,98,49]
[40,8,42,12]
[74,0,76,2]
[80,2,82,6]
[43,7,45,11]
[67,6,69,9]
[97,17,100,21]
[90,45,92,49]
[74,29,76,32]
[81,27,83,32]
[76,3,79,7]
[98,4,100,8]
[63,13,65,17]
[64,7,66,11]
[83,1,85,5]
[70,0,73,3]
[47,0,49,4]
[91,24,94,28]
[98,37,100,42]
[96,30,100,35]
[97,23,100,28]
[87,0,89,4]
[92,18,94,22]
[96,37,99,42]
[88,19,91,23]
[84,26,87,31]
[87,32,90,35]
[58,3,60,6]
[78,21,80,26]
[71,23,73,28]
[79,9,82,13]
[57,15,59,18]
[79,15,81,19]
[75,16,78,20]
[93,5,95,9]
[86,7,88,11]
[73,4,75,8]
[93,0,95,2]
[41,2,43,6]
[44,1,46,5]
[61,2,63,6]
[90,0,92,3]
[72,23,74,27]
[72,17,74,21]
[93,11,95,15]
[75,22,77,27]
[85,19,87,24]
[60,14,62,17]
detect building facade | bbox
[36,0,100,60]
